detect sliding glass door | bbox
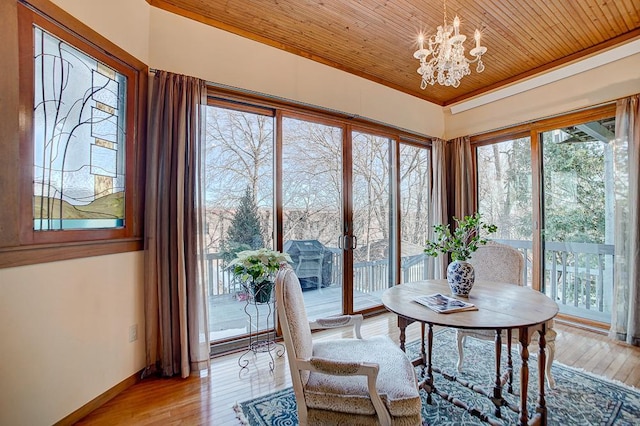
[203,100,433,345]
[203,103,275,342]
[281,123,433,316]
[351,131,393,311]
[475,109,619,324]
[399,143,431,283]
[476,137,533,285]
[540,118,615,322]
[282,117,344,318]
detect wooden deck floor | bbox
[209,285,384,341]
[76,314,640,426]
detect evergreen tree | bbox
[542,135,605,244]
[223,186,264,261]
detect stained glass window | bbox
[33,26,127,230]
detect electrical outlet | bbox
[129,324,138,342]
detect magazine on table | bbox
[413,293,478,314]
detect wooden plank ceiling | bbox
[148,0,640,106]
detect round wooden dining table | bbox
[382,279,558,426]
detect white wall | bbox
[147,7,444,138]
[51,0,150,64]
[445,52,640,138]
[0,252,145,426]
[0,1,150,425]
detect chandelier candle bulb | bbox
[453,16,460,35]
[474,29,481,49]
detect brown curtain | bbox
[144,70,211,377]
[610,94,640,346]
[447,135,475,219]
[429,138,448,278]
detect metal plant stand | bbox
[238,287,284,373]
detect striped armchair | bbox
[275,264,422,425]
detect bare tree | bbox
[282,118,342,246]
[203,110,433,262]
[203,107,274,251]
[400,144,430,246]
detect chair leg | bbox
[297,406,308,426]
[544,329,557,389]
[456,333,465,372]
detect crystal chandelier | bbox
[413,0,487,89]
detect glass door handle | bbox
[338,235,357,250]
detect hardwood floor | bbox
[75,314,640,425]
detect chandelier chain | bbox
[443,0,447,26]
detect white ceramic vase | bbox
[446,260,475,297]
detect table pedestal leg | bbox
[536,323,548,426]
[519,327,530,426]
[398,316,408,352]
[424,322,434,404]
[507,329,514,394]
[493,329,503,418]
[421,323,427,376]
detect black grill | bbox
[284,240,333,290]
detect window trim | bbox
[470,103,617,315]
[0,1,147,268]
[205,90,433,320]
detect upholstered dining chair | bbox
[275,264,423,426]
[456,242,557,389]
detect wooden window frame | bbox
[470,103,616,315]
[205,90,432,320]
[0,1,147,268]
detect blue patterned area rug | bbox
[234,328,640,425]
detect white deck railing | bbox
[205,239,615,322]
[494,239,614,322]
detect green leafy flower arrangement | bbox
[229,248,292,284]
[424,213,498,261]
